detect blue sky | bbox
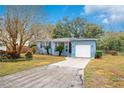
[0,6,4,16]
[43,5,83,23]
[0,5,124,31]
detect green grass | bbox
[84,55,124,88]
[0,54,65,77]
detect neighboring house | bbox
[0,42,6,51]
[36,38,97,58]
[0,41,29,52]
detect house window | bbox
[55,42,64,48]
[59,42,64,46]
[44,42,50,47]
[49,42,51,47]
[42,42,45,47]
[40,44,42,48]
[46,42,49,46]
[64,42,68,52]
[55,42,58,48]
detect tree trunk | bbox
[59,51,62,56]
[47,49,49,54]
[12,44,17,52]
[17,45,23,57]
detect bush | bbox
[7,51,19,59]
[20,46,30,53]
[0,51,6,61]
[0,50,20,62]
[29,44,36,54]
[25,51,33,59]
[0,50,19,59]
[31,47,36,54]
[95,51,103,58]
[0,50,6,57]
[106,50,118,56]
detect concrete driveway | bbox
[0,58,90,88]
[51,57,90,69]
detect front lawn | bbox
[84,55,124,88]
[0,54,65,77]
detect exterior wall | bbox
[36,41,71,56]
[36,41,52,54]
[51,42,71,56]
[71,40,96,58]
[51,41,55,55]
[36,41,42,54]
[36,40,96,58]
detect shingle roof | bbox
[51,38,75,42]
[36,38,97,42]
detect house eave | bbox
[36,38,97,42]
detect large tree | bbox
[30,24,53,43]
[69,17,86,38]
[0,6,44,57]
[52,17,86,38]
[97,32,124,52]
[52,16,103,38]
[52,17,72,38]
[83,23,104,38]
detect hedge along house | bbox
[36,38,97,58]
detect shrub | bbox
[0,50,19,59]
[31,47,36,54]
[20,46,30,53]
[95,50,103,58]
[106,50,118,56]
[0,50,6,57]
[7,51,19,59]
[29,44,37,54]
[0,50,20,61]
[0,51,5,61]
[55,44,64,56]
[25,51,33,59]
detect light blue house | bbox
[36,38,97,58]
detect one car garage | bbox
[75,45,91,57]
[71,39,97,58]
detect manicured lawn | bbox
[84,55,124,88]
[0,54,65,77]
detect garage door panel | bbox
[75,45,91,57]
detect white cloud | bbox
[102,18,109,24]
[99,14,106,18]
[110,14,124,23]
[84,6,109,14]
[84,5,124,24]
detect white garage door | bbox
[75,45,91,57]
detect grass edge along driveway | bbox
[84,55,124,88]
[0,54,65,77]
